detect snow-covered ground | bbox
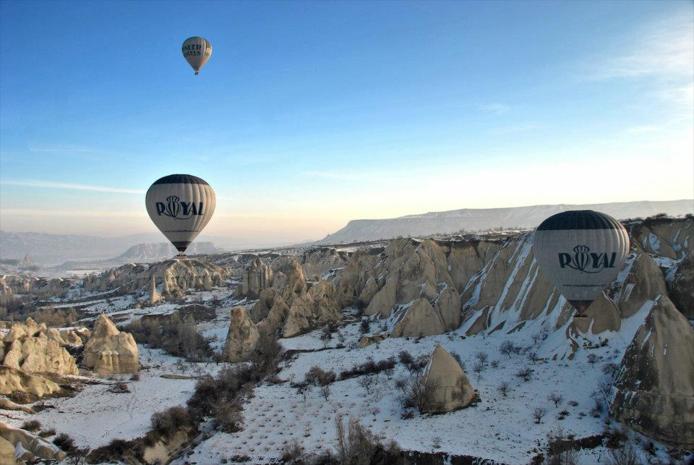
[2,347,226,449]
[173,302,675,465]
[1,271,686,464]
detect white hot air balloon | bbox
[181,36,212,75]
[533,210,629,315]
[146,174,216,255]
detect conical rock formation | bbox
[223,307,259,362]
[83,314,139,375]
[611,296,694,447]
[421,345,476,413]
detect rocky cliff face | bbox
[83,258,228,298]
[224,256,342,361]
[610,296,694,447]
[0,275,72,300]
[83,314,139,375]
[329,217,694,446]
[1,318,81,376]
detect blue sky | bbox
[1,1,692,245]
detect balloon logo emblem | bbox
[166,196,181,218]
[572,245,590,272]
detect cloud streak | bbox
[589,12,693,81]
[1,179,144,194]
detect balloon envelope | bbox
[533,210,629,313]
[182,36,212,74]
[146,174,216,254]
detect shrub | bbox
[403,372,428,412]
[515,367,533,382]
[249,331,282,372]
[548,392,563,408]
[398,350,413,366]
[281,441,306,464]
[128,313,214,361]
[533,407,547,424]
[39,428,55,438]
[500,340,516,357]
[610,444,639,464]
[475,351,488,366]
[339,357,396,380]
[88,439,131,462]
[151,406,194,437]
[498,382,510,397]
[336,416,399,465]
[21,420,41,432]
[53,433,78,453]
[214,400,244,433]
[305,366,336,387]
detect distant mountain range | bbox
[317,199,694,245]
[0,231,223,266]
[55,242,221,271]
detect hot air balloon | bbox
[146,174,216,255]
[182,36,212,75]
[533,210,629,315]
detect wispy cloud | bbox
[1,179,144,194]
[589,12,693,81]
[479,103,510,115]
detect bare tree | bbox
[533,407,547,424]
[607,444,640,465]
[548,392,563,408]
[500,340,515,358]
[498,381,510,397]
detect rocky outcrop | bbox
[611,296,694,447]
[335,239,463,336]
[301,247,348,281]
[223,307,259,362]
[223,257,342,361]
[0,366,61,401]
[0,275,72,300]
[240,257,273,299]
[0,422,66,462]
[421,345,476,413]
[1,318,79,376]
[0,435,14,465]
[83,314,139,375]
[83,258,228,298]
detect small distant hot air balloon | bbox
[146,174,216,255]
[533,210,629,315]
[182,36,212,75]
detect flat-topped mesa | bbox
[83,314,139,375]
